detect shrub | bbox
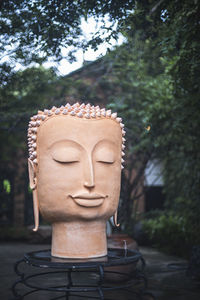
[142,209,200,258]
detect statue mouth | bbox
[70,193,106,207]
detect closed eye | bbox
[97,160,114,164]
[93,143,116,165]
[53,158,79,164]
[50,143,81,164]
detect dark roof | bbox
[64,56,105,78]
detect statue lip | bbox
[72,193,106,199]
[70,193,106,207]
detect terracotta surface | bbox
[28,110,123,258]
[107,234,138,250]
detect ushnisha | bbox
[27,102,126,169]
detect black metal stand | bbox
[12,248,154,300]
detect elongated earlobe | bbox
[32,187,39,231]
[113,210,120,227]
[28,159,39,231]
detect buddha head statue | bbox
[27,102,126,258]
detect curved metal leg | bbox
[97,265,104,299]
[14,259,25,277]
[12,259,26,299]
[65,268,72,300]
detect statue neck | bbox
[51,220,107,258]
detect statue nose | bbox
[83,155,95,189]
[84,180,95,188]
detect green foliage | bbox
[3,179,11,194]
[0,66,61,226]
[99,39,175,228]
[0,0,134,84]
[142,212,187,255]
[100,0,200,250]
[142,207,200,258]
[132,2,200,243]
[0,67,59,167]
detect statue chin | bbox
[28,103,124,258]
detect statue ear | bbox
[28,158,39,231]
[28,158,37,189]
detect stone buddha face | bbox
[27,103,126,258]
[36,116,122,223]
